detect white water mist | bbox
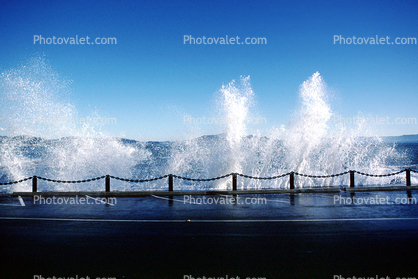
[0,56,150,192]
[0,59,406,192]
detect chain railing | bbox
[0,169,416,193]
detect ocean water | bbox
[0,135,416,193]
[0,58,417,193]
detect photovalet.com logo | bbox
[33,195,117,206]
[33,35,117,45]
[183,115,267,125]
[333,115,417,126]
[333,35,417,45]
[32,115,117,126]
[183,35,267,45]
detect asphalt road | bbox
[1,191,418,279]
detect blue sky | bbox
[1,0,417,140]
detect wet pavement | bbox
[1,191,418,279]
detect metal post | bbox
[289,194,295,205]
[289,172,294,190]
[350,171,355,188]
[32,176,37,193]
[406,169,411,187]
[232,173,237,191]
[407,190,412,201]
[168,174,173,192]
[105,175,110,192]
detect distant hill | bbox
[1,134,418,144]
[381,134,418,143]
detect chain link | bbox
[36,175,106,183]
[0,169,414,185]
[294,171,350,178]
[238,172,290,180]
[0,176,33,185]
[172,173,233,181]
[109,175,168,183]
[354,170,405,177]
